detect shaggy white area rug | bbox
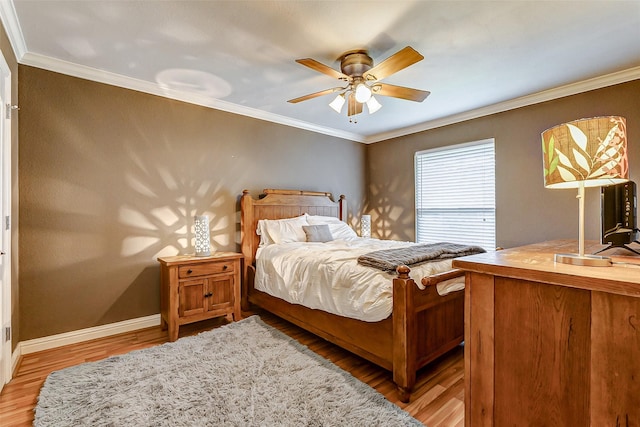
[34,315,423,426]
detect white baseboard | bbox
[11,344,20,376]
[19,314,161,355]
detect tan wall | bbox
[18,65,366,341]
[366,79,640,249]
[0,23,19,351]
[13,61,640,343]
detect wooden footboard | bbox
[245,261,464,402]
[240,189,465,402]
[393,265,465,401]
[421,268,464,287]
[245,263,393,364]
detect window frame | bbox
[414,138,496,250]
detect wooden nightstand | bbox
[158,252,243,341]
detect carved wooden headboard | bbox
[240,189,347,269]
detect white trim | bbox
[0,49,10,389]
[20,314,161,355]
[365,66,640,144]
[415,137,494,156]
[19,52,366,144]
[1,3,639,143]
[0,0,26,61]
[5,45,640,145]
[15,55,640,145]
[10,343,19,375]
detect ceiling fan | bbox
[288,46,430,121]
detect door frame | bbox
[0,49,13,389]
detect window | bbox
[415,139,496,250]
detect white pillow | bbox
[306,214,358,240]
[259,215,309,244]
[327,221,358,240]
[306,214,343,225]
[256,220,275,247]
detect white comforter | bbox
[255,238,464,322]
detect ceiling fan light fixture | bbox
[354,83,372,103]
[366,96,382,114]
[329,94,346,113]
[290,46,429,121]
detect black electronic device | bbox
[598,180,639,255]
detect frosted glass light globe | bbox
[354,83,371,103]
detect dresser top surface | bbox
[453,240,640,294]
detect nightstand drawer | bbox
[179,262,234,278]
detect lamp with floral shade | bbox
[541,116,628,266]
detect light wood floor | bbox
[0,311,464,426]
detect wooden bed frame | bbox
[240,189,465,402]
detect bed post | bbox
[339,194,347,221]
[392,264,417,403]
[240,190,255,311]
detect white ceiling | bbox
[2,0,640,143]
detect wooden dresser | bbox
[452,240,640,427]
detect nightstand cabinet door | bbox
[178,279,207,318]
[206,275,233,312]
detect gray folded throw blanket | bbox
[357,242,486,272]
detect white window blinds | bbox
[415,139,496,250]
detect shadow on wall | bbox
[366,174,416,242]
[21,65,367,340]
[20,99,249,339]
[116,137,236,259]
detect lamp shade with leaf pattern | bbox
[542,116,628,189]
[541,116,628,266]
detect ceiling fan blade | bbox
[363,46,424,81]
[295,58,349,80]
[287,87,344,103]
[347,93,363,116]
[373,83,431,102]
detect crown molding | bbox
[22,49,639,145]
[5,0,639,146]
[0,0,26,61]
[0,0,361,142]
[19,52,366,143]
[364,66,640,144]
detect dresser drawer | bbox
[178,261,234,278]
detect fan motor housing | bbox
[340,52,373,77]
